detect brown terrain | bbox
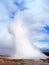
[0,54,49,65]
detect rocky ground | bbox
[0,56,49,65]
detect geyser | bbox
[8,12,48,60]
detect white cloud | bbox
[0,29,13,47]
[0,28,15,56]
[33,42,49,49]
[19,0,49,27]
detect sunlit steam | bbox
[8,12,48,60]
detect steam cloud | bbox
[8,11,48,60]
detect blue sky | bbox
[0,0,49,56]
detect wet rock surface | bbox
[0,56,49,65]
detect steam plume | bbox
[8,12,48,60]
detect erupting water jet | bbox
[8,12,48,60]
